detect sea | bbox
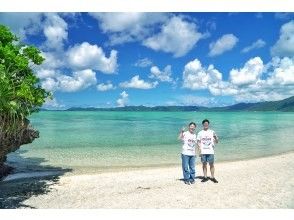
[6,111,294,176]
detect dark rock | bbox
[0,117,39,179]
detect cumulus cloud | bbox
[271,20,294,57]
[229,57,264,86]
[43,13,68,51]
[40,51,65,69]
[182,56,294,103]
[43,97,65,109]
[67,42,118,74]
[116,91,129,107]
[89,12,168,45]
[241,39,266,53]
[149,65,173,82]
[96,82,116,91]
[36,68,57,79]
[178,95,219,107]
[182,59,222,90]
[266,57,294,85]
[208,81,239,96]
[40,69,97,92]
[90,13,204,57]
[208,34,239,57]
[134,58,153,68]
[143,16,204,57]
[41,77,59,92]
[119,75,158,89]
[226,57,294,102]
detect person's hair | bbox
[202,119,210,125]
[189,122,196,127]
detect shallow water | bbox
[7,111,294,174]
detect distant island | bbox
[42,96,294,112]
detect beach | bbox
[2,152,292,209]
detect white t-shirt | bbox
[181,131,197,156]
[197,129,216,155]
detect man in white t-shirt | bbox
[178,122,197,185]
[197,119,219,183]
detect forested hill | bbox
[49,96,294,112]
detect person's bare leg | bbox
[210,163,215,178]
[202,163,207,178]
[210,163,218,183]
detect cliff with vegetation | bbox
[0,118,39,177]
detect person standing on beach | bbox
[178,122,197,185]
[197,119,219,183]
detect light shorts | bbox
[201,154,214,164]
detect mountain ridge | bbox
[42,96,294,112]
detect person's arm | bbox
[213,132,219,144]
[178,130,184,140]
[196,140,201,155]
[196,134,201,153]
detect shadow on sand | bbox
[0,150,72,208]
[177,176,205,182]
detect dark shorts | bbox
[201,154,214,164]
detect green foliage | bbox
[0,25,51,133]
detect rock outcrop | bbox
[0,117,39,179]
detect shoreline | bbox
[3,149,294,181]
[1,151,293,208]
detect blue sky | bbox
[0,12,294,109]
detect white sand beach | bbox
[13,152,294,208]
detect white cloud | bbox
[149,65,173,82]
[182,59,222,90]
[67,42,118,74]
[43,97,65,109]
[36,68,57,79]
[116,91,129,107]
[119,75,158,89]
[233,88,294,103]
[178,95,219,107]
[40,51,65,69]
[41,77,59,92]
[208,81,239,96]
[90,13,203,57]
[134,58,153,67]
[89,12,168,45]
[271,20,294,57]
[229,57,264,86]
[41,69,97,92]
[241,39,266,53]
[96,82,116,91]
[219,57,294,102]
[266,57,294,85]
[143,16,203,57]
[208,34,239,57]
[57,69,97,92]
[43,13,68,51]
[181,56,294,103]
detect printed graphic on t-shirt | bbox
[201,136,212,149]
[187,139,196,148]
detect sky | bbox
[0,12,294,109]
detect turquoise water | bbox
[7,111,294,174]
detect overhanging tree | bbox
[0,24,51,175]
